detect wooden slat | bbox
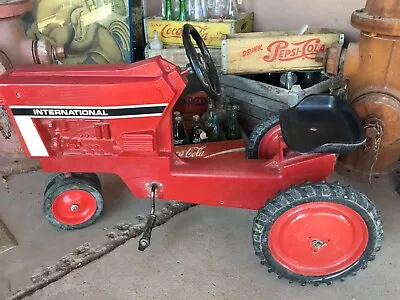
[223,86,289,112]
[221,75,289,103]
[227,96,271,120]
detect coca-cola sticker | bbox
[176,146,206,158]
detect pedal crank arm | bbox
[138,183,158,251]
[138,214,157,251]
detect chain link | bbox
[364,118,384,184]
[329,77,348,96]
[0,107,12,139]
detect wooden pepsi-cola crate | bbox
[221,29,344,74]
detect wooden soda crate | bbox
[144,12,254,48]
[221,29,344,74]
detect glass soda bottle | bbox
[226,105,242,140]
[202,101,215,132]
[179,0,187,21]
[206,112,225,142]
[172,0,180,19]
[161,0,166,18]
[187,0,206,20]
[190,115,207,144]
[165,0,173,20]
[173,111,181,120]
[208,0,229,19]
[173,116,188,145]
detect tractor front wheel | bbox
[44,176,104,230]
[253,182,383,285]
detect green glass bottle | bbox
[179,0,187,21]
[190,115,206,144]
[206,112,225,142]
[165,0,173,20]
[202,102,215,132]
[173,116,188,145]
[226,105,242,140]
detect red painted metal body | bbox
[0,56,336,210]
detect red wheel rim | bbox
[258,125,281,159]
[52,190,97,225]
[268,202,369,276]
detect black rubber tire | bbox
[253,182,383,285]
[246,113,280,159]
[44,173,101,196]
[43,177,104,230]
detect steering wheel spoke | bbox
[182,24,221,103]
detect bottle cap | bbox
[175,116,182,122]
[173,111,181,117]
[192,114,200,121]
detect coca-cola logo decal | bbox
[159,24,209,41]
[176,146,245,159]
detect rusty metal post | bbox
[319,0,400,179]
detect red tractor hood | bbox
[0,56,186,109]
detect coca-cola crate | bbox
[173,89,247,159]
[221,29,344,74]
[144,12,254,48]
[175,139,245,160]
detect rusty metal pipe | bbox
[319,0,400,179]
[0,1,65,67]
[0,0,64,167]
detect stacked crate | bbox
[220,28,345,133]
[143,12,254,69]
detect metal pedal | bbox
[138,183,158,251]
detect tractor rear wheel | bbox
[246,113,280,159]
[44,176,104,230]
[253,182,383,285]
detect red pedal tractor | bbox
[0,25,383,285]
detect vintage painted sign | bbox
[145,13,254,48]
[221,30,343,74]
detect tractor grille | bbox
[121,134,155,152]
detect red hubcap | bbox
[268,202,369,276]
[52,190,97,225]
[258,125,281,159]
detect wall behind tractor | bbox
[145,0,365,41]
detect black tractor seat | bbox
[279,94,366,154]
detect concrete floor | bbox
[0,170,400,300]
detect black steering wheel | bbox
[182,24,221,103]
